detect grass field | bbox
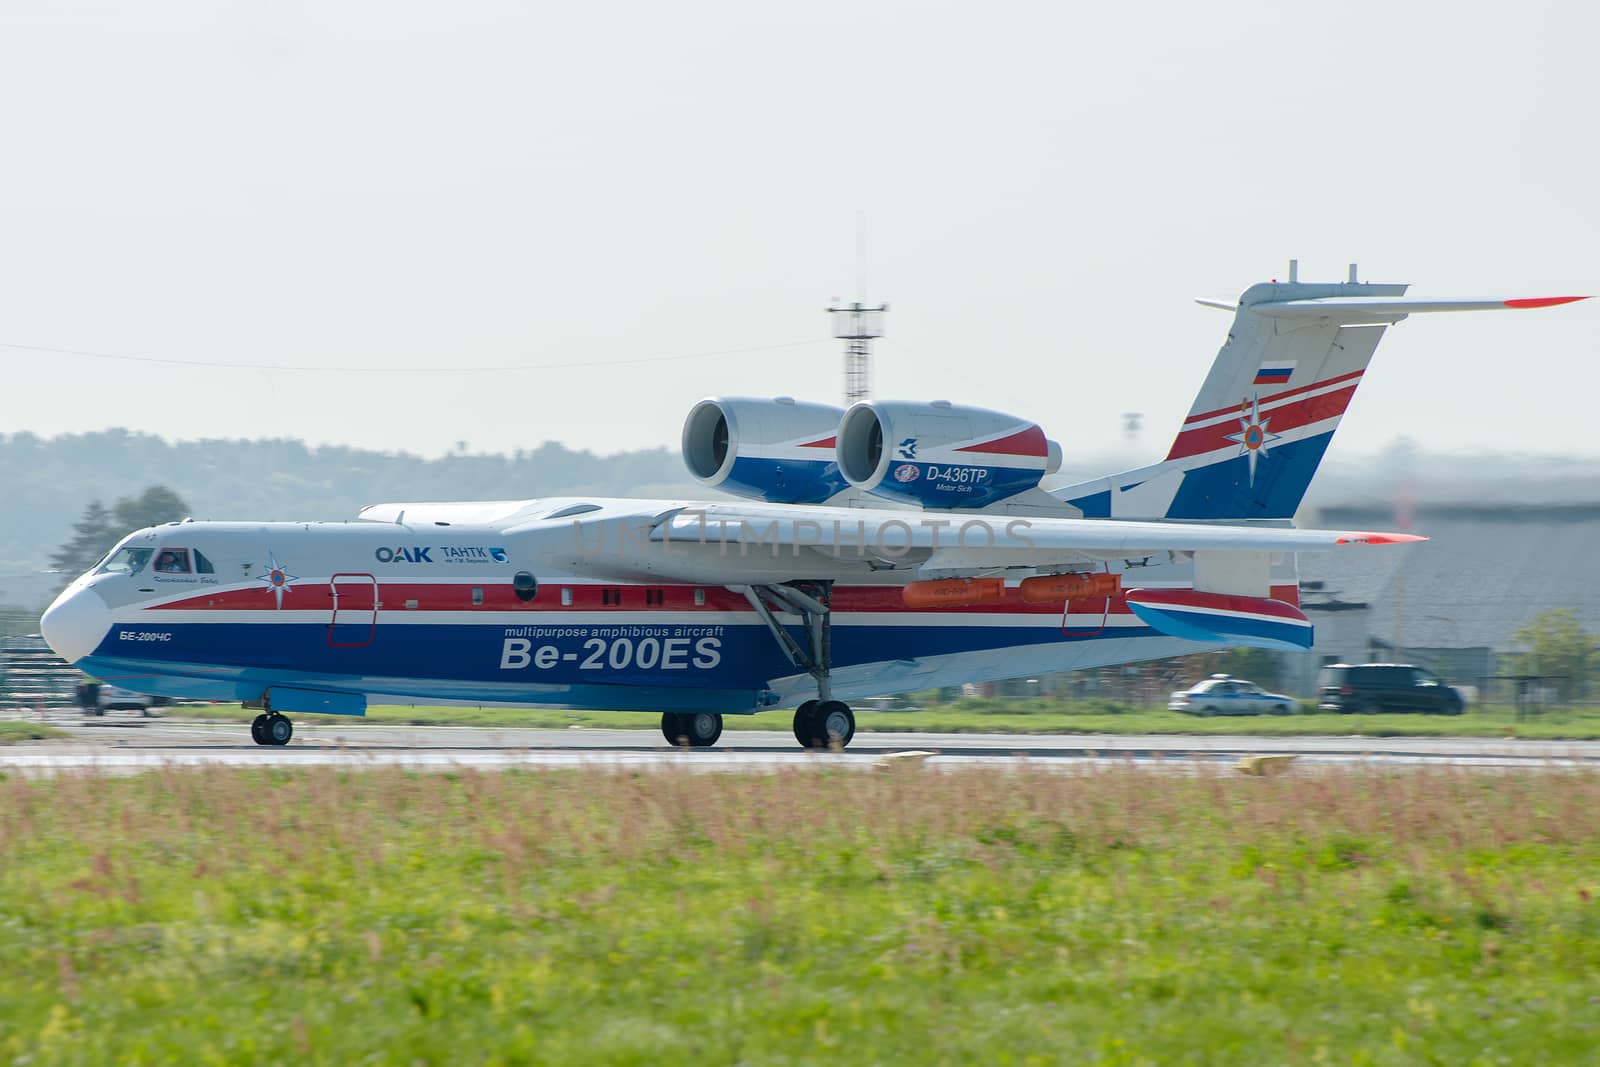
[2,765,1597,1063]
[0,721,59,744]
[166,696,1600,740]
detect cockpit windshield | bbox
[99,547,155,575]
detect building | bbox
[1284,502,1600,698]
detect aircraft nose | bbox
[40,584,113,664]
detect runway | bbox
[3,716,1598,776]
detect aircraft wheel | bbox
[682,712,722,748]
[661,712,685,746]
[266,714,293,746]
[792,700,820,748]
[819,700,857,751]
[250,713,271,746]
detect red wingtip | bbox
[1504,296,1590,309]
[1336,532,1429,545]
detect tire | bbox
[682,712,722,748]
[792,700,820,747]
[815,701,855,748]
[1273,703,1292,716]
[250,714,269,745]
[266,715,293,746]
[661,712,685,746]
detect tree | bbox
[112,486,190,533]
[1221,647,1284,691]
[49,501,119,578]
[1510,608,1596,704]
[50,486,191,583]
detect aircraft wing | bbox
[648,502,1420,571]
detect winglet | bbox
[1334,532,1428,545]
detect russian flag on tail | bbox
[1253,360,1295,385]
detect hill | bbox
[0,429,698,579]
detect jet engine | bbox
[836,400,1062,508]
[681,397,849,504]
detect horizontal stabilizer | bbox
[1229,294,1588,322]
[1124,588,1312,651]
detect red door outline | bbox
[328,573,378,647]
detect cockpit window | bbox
[99,547,155,575]
[194,550,215,574]
[153,548,192,574]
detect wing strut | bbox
[734,581,836,703]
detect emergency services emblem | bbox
[256,552,298,610]
[1223,393,1283,486]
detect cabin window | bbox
[471,587,484,606]
[99,547,154,575]
[561,587,573,606]
[152,548,191,574]
[694,588,706,607]
[601,588,622,606]
[193,550,215,574]
[645,588,664,606]
[512,572,538,603]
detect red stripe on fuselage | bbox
[146,581,1300,615]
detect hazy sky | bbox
[1,1,1594,463]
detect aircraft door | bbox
[328,573,379,647]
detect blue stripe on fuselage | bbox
[89,618,1157,700]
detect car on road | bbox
[1317,663,1465,714]
[1168,675,1297,716]
[96,684,156,716]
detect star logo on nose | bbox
[1223,394,1281,486]
[256,552,298,610]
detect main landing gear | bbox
[738,581,856,750]
[250,708,294,746]
[792,699,855,749]
[661,711,723,748]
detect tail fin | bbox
[1055,264,1587,520]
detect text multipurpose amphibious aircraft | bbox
[41,264,1586,747]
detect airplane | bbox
[39,264,1587,748]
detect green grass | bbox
[166,697,1600,739]
[0,720,60,744]
[1,766,1598,1063]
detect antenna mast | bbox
[827,301,887,405]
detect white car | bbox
[1169,675,1297,716]
[96,684,155,715]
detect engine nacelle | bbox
[681,397,849,504]
[836,400,1062,508]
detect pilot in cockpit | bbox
[153,548,189,573]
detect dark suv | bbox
[1317,663,1465,715]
